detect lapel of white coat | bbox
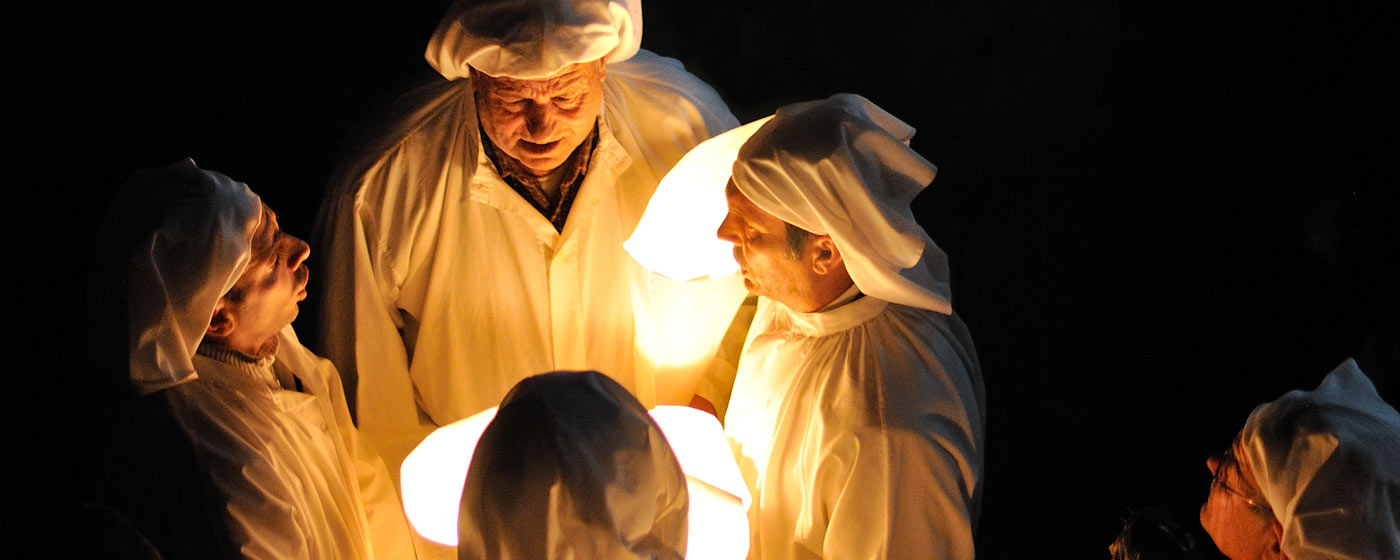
[557,118,632,250]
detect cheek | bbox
[486,110,523,135]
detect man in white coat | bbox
[707,95,985,559]
[1199,358,1400,560]
[314,0,743,480]
[96,160,416,559]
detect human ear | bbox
[809,236,844,275]
[206,304,235,339]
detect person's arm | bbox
[314,176,433,480]
[164,383,315,560]
[821,427,979,560]
[312,77,469,478]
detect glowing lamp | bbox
[399,405,751,559]
[624,117,773,282]
[398,406,498,547]
[649,405,752,560]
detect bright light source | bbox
[650,405,752,560]
[399,405,751,558]
[399,406,498,546]
[625,117,773,282]
[648,406,750,507]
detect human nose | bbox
[1206,455,1220,476]
[716,213,741,244]
[522,101,555,139]
[287,235,310,269]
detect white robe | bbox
[164,327,415,559]
[314,49,743,478]
[724,293,985,560]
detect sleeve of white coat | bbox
[821,427,977,560]
[164,385,313,559]
[299,330,418,560]
[313,78,470,476]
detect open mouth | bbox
[294,266,310,299]
[518,139,560,154]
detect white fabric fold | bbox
[108,158,262,395]
[1239,358,1400,560]
[725,296,983,559]
[427,0,643,79]
[732,94,950,314]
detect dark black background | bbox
[7,1,1397,557]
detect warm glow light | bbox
[648,406,750,507]
[624,116,773,282]
[633,271,748,406]
[650,405,752,560]
[399,405,751,558]
[399,406,498,547]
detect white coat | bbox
[314,49,742,476]
[166,327,415,560]
[724,293,985,560]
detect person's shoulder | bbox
[602,49,736,134]
[605,50,714,96]
[880,303,977,354]
[328,72,478,198]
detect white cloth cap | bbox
[426,0,642,79]
[456,371,688,560]
[109,159,262,395]
[1240,358,1400,560]
[732,94,951,313]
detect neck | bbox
[206,334,279,360]
[786,275,855,313]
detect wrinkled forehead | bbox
[473,60,602,95]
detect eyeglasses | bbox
[1210,446,1273,515]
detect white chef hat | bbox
[100,159,262,395]
[1239,358,1400,559]
[426,0,642,80]
[456,370,688,560]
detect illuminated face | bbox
[221,205,311,357]
[473,61,605,177]
[1199,437,1284,560]
[716,180,818,310]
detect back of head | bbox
[457,371,688,560]
[1240,358,1400,559]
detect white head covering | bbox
[426,0,642,80]
[742,94,951,313]
[101,159,262,395]
[456,371,688,560]
[1239,358,1400,559]
[627,94,951,313]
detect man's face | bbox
[1199,437,1284,560]
[473,61,605,177]
[716,180,817,309]
[222,205,311,356]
